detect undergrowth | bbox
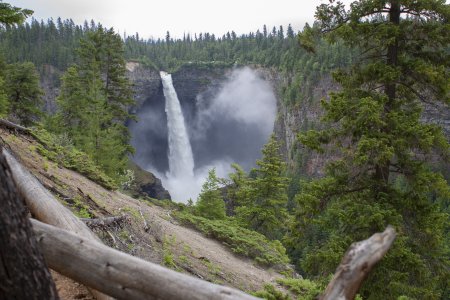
[32,128,117,190]
[174,211,290,268]
[252,278,324,300]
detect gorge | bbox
[130,66,277,201]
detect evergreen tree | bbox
[0,1,32,25]
[4,62,43,125]
[235,135,289,240]
[0,77,7,117]
[0,57,7,116]
[288,1,450,298]
[55,26,134,181]
[0,2,33,119]
[196,168,226,220]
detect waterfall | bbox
[160,71,195,179]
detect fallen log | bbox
[81,215,129,230]
[31,219,259,300]
[3,149,111,300]
[3,149,99,239]
[320,226,396,300]
[0,118,31,133]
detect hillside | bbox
[0,126,286,299]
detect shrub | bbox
[174,211,290,268]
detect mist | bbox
[130,67,277,202]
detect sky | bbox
[6,0,331,39]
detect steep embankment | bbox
[0,126,284,299]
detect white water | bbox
[161,71,195,177]
[147,69,275,203]
[160,71,195,201]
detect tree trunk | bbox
[376,0,401,188]
[32,219,259,300]
[0,118,31,134]
[3,148,111,300]
[320,226,396,300]
[0,147,59,300]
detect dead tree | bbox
[0,147,59,299]
[320,226,396,300]
[32,219,258,300]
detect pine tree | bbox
[288,1,450,298]
[0,76,8,117]
[0,1,32,25]
[55,26,134,181]
[0,55,8,117]
[235,135,289,240]
[196,168,226,220]
[4,62,43,126]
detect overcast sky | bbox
[7,0,331,39]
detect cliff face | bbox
[126,62,162,110]
[40,62,450,190]
[273,74,339,176]
[124,63,450,179]
[171,64,230,128]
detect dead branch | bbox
[320,226,396,300]
[0,118,31,134]
[81,215,129,230]
[32,219,259,300]
[139,207,149,232]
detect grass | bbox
[32,128,117,190]
[121,206,141,220]
[162,235,179,270]
[72,195,93,218]
[174,211,290,268]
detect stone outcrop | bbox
[127,160,171,200]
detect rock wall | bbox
[39,62,450,195]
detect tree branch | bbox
[320,226,396,300]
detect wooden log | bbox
[3,149,111,300]
[81,215,129,229]
[320,226,396,300]
[3,149,99,239]
[32,219,259,300]
[0,147,59,299]
[0,118,31,133]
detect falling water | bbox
[160,71,195,178]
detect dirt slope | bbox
[0,127,284,298]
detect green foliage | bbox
[32,128,117,190]
[252,284,290,300]
[0,1,33,26]
[0,75,8,117]
[162,235,179,270]
[174,211,290,267]
[163,253,177,270]
[234,135,289,240]
[195,168,226,220]
[288,1,450,299]
[276,278,322,300]
[4,62,43,125]
[72,195,93,218]
[51,26,134,182]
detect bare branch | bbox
[320,226,396,300]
